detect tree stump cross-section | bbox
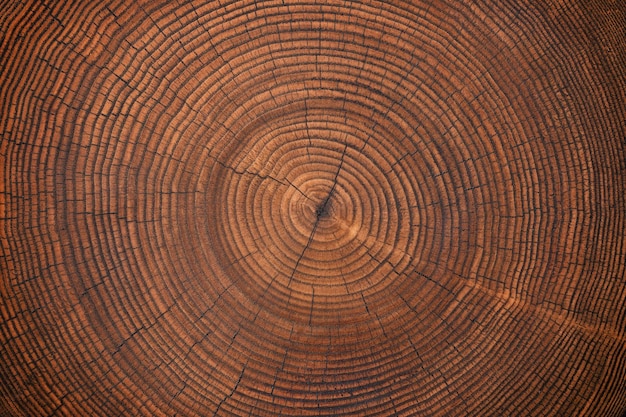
[1,0,625,416]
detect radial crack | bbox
[287,144,347,285]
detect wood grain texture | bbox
[1,0,625,415]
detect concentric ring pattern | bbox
[1,0,625,416]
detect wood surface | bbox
[1,0,625,415]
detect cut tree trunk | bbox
[1,1,625,416]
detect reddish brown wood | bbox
[1,0,625,415]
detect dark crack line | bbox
[287,144,348,286]
[285,178,314,202]
[287,219,321,286]
[213,362,247,417]
[321,143,347,211]
[208,154,287,187]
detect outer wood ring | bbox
[1,1,625,415]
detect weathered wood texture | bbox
[1,0,625,415]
